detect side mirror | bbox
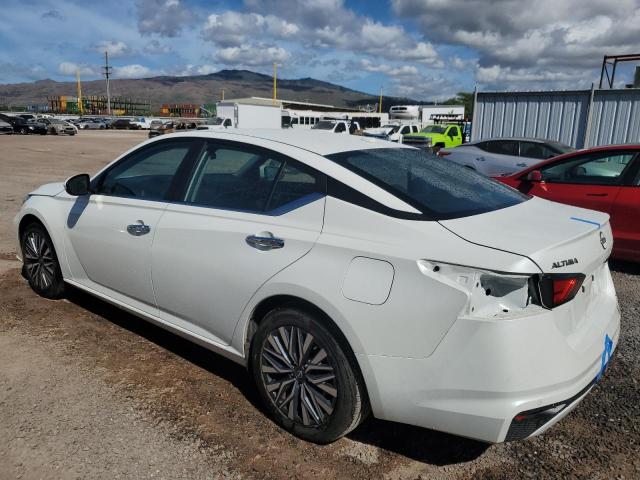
[526,170,543,182]
[65,173,91,196]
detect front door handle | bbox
[127,220,151,236]
[245,233,284,251]
[586,193,608,197]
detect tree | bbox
[442,92,474,119]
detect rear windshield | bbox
[325,148,528,219]
[312,121,336,130]
[547,141,575,154]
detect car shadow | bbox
[609,260,640,275]
[64,285,489,465]
[348,418,489,465]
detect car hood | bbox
[439,197,612,274]
[30,182,65,197]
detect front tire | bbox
[20,223,65,299]
[251,307,368,444]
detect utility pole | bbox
[103,51,112,116]
[378,87,383,114]
[221,88,224,101]
[273,63,277,105]
[76,70,83,115]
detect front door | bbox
[65,138,198,310]
[151,140,326,345]
[528,150,636,213]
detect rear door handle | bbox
[586,193,608,197]
[127,220,151,236]
[246,233,284,251]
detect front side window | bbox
[447,126,459,137]
[334,123,346,133]
[97,141,192,200]
[185,142,325,213]
[326,148,528,219]
[539,152,636,185]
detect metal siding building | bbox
[472,89,640,148]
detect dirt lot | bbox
[1,131,639,479]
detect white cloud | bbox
[392,0,640,88]
[58,62,98,76]
[214,44,291,67]
[136,0,192,37]
[143,39,171,55]
[112,64,152,79]
[92,40,132,57]
[202,12,299,47]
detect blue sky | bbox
[1,0,639,100]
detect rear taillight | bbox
[438,151,451,156]
[535,273,585,309]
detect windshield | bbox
[312,120,336,130]
[420,125,446,134]
[207,117,224,125]
[325,148,528,219]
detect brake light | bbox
[553,277,582,305]
[535,273,585,308]
[438,151,451,156]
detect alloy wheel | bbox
[23,231,56,291]
[260,325,338,427]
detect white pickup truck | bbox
[311,119,360,134]
[363,123,420,142]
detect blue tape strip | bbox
[597,334,613,380]
[570,216,601,229]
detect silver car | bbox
[439,138,575,175]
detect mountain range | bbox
[0,69,422,112]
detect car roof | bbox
[470,137,554,144]
[165,129,407,155]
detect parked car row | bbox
[0,113,76,135]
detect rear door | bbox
[151,140,326,345]
[528,150,636,213]
[481,140,521,174]
[609,154,640,260]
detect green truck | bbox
[402,124,463,150]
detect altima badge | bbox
[552,258,579,269]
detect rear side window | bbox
[326,148,528,219]
[268,163,325,211]
[485,140,518,156]
[520,141,557,160]
[186,145,282,211]
[185,142,325,213]
[335,123,346,133]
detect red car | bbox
[497,145,640,262]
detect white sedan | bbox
[15,130,618,444]
[439,137,575,175]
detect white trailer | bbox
[217,101,281,129]
[389,105,465,125]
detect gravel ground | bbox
[0,131,638,479]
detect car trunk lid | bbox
[439,197,612,275]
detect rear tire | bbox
[251,307,368,444]
[20,223,65,299]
